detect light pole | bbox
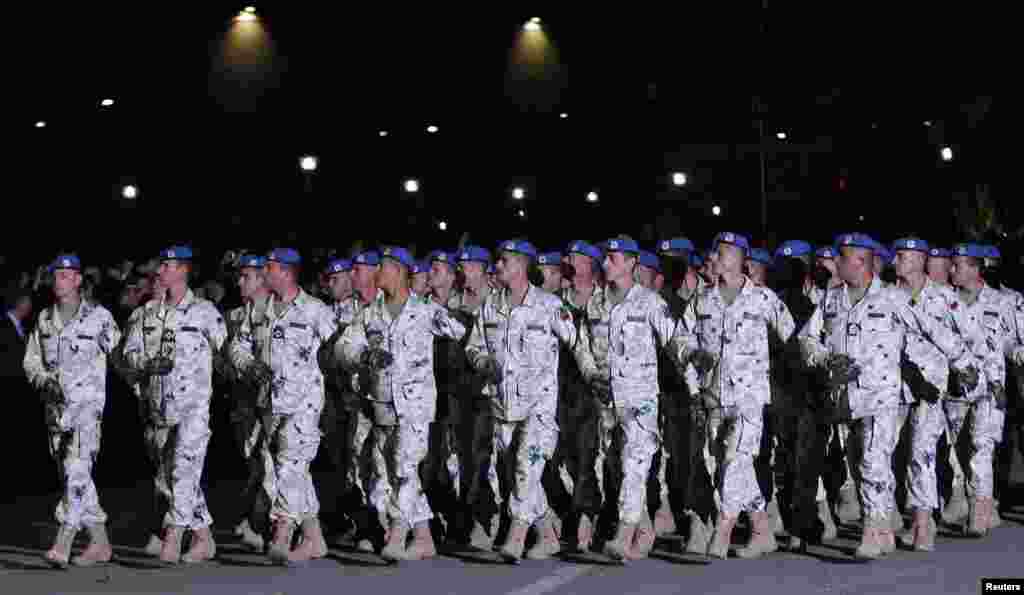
[300,155,318,193]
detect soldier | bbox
[636,250,661,290]
[797,234,975,560]
[949,243,1012,537]
[228,248,337,565]
[410,260,429,296]
[745,248,773,288]
[679,232,796,559]
[336,246,467,561]
[573,237,683,562]
[122,246,227,564]
[463,239,577,561]
[890,238,978,551]
[24,254,121,568]
[537,251,564,295]
[224,254,270,552]
[927,247,953,286]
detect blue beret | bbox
[984,245,1002,259]
[324,258,352,274]
[50,254,81,271]
[638,250,661,272]
[892,238,929,253]
[602,237,640,254]
[486,264,496,274]
[928,247,951,258]
[834,233,877,252]
[712,232,751,255]
[267,248,301,265]
[953,243,987,259]
[353,251,380,266]
[815,246,836,259]
[498,239,538,259]
[537,252,562,266]
[566,240,603,261]
[690,252,705,267]
[380,246,415,268]
[428,250,455,266]
[239,254,266,269]
[749,248,773,267]
[410,260,429,275]
[775,240,812,259]
[160,245,193,261]
[657,238,695,255]
[457,246,492,265]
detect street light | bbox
[512,187,525,200]
[559,112,568,119]
[404,179,420,193]
[671,172,688,187]
[712,205,721,216]
[586,191,599,203]
[122,185,138,200]
[379,130,388,137]
[517,209,526,218]
[524,17,542,32]
[35,120,46,128]
[235,8,258,22]
[924,120,933,127]
[426,125,439,134]
[940,146,954,162]
[776,131,787,140]
[300,155,318,172]
[439,220,447,231]
[100,98,114,107]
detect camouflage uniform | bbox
[337,292,467,530]
[465,285,577,524]
[946,285,1011,501]
[123,289,227,529]
[229,290,337,526]
[24,300,121,531]
[573,285,681,525]
[798,277,970,522]
[680,278,796,516]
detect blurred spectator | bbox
[2,289,32,379]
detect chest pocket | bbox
[174,324,206,357]
[588,318,610,354]
[524,323,554,365]
[484,322,504,351]
[736,312,765,353]
[70,332,99,360]
[982,312,1002,334]
[823,311,839,336]
[697,312,722,346]
[863,311,894,334]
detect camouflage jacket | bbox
[950,284,1011,402]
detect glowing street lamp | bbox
[776,131,787,140]
[438,220,448,231]
[100,98,114,107]
[122,185,138,200]
[379,130,388,137]
[712,205,721,216]
[235,7,258,23]
[524,17,542,32]
[940,146,954,162]
[35,120,46,128]
[404,179,420,193]
[512,187,525,200]
[299,155,318,172]
[586,191,599,203]
[671,172,688,187]
[559,112,568,119]
[426,125,439,134]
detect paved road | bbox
[2,481,1022,595]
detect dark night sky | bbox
[7,5,1005,267]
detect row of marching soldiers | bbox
[22,232,1021,569]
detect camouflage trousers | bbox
[580,398,660,525]
[707,404,766,516]
[484,412,559,525]
[49,413,107,530]
[369,421,433,529]
[945,398,1006,499]
[847,407,899,522]
[653,393,685,508]
[905,400,945,511]
[144,409,214,529]
[261,408,322,526]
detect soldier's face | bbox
[837,248,869,283]
[158,260,189,288]
[411,272,429,295]
[927,257,951,284]
[428,261,453,289]
[894,250,924,278]
[816,257,837,278]
[53,269,81,300]
[636,265,657,290]
[495,251,524,286]
[601,252,634,283]
[711,243,743,277]
[375,259,404,290]
[327,271,352,301]
[263,262,289,294]
[238,268,265,300]
[459,261,486,290]
[744,260,767,286]
[539,265,562,293]
[951,256,980,287]
[352,264,378,293]
[654,273,665,291]
[568,253,592,285]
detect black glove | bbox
[590,375,611,398]
[690,350,716,375]
[361,348,394,371]
[478,356,499,380]
[825,353,860,390]
[41,377,62,402]
[145,356,174,376]
[901,357,940,403]
[953,365,980,395]
[992,382,1008,410]
[697,389,719,410]
[247,360,273,386]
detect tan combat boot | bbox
[267,520,296,566]
[143,534,163,557]
[499,520,530,562]
[653,502,676,536]
[684,512,710,555]
[159,526,184,565]
[628,513,656,560]
[942,483,968,525]
[889,508,904,533]
[836,484,861,523]
[706,513,737,559]
[991,499,1003,528]
[965,497,988,538]
[238,520,264,552]
[854,517,884,560]
[288,517,328,563]
[43,524,77,569]
[525,515,561,560]
[910,509,936,552]
[576,513,594,552]
[735,510,778,559]
[766,500,785,537]
[71,523,113,567]
[380,520,408,562]
[818,500,838,540]
[469,515,498,550]
[603,521,636,562]
[182,526,216,564]
[403,521,437,561]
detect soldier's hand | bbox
[590,375,611,398]
[901,357,940,403]
[698,389,719,410]
[690,350,716,375]
[954,365,980,394]
[478,356,499,380]
[145,356,174,376]
[992,382,1008,410]
[825,353,860,389]
[361,348,394,371]
[41,377,62,401]
[247,361,273,386]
